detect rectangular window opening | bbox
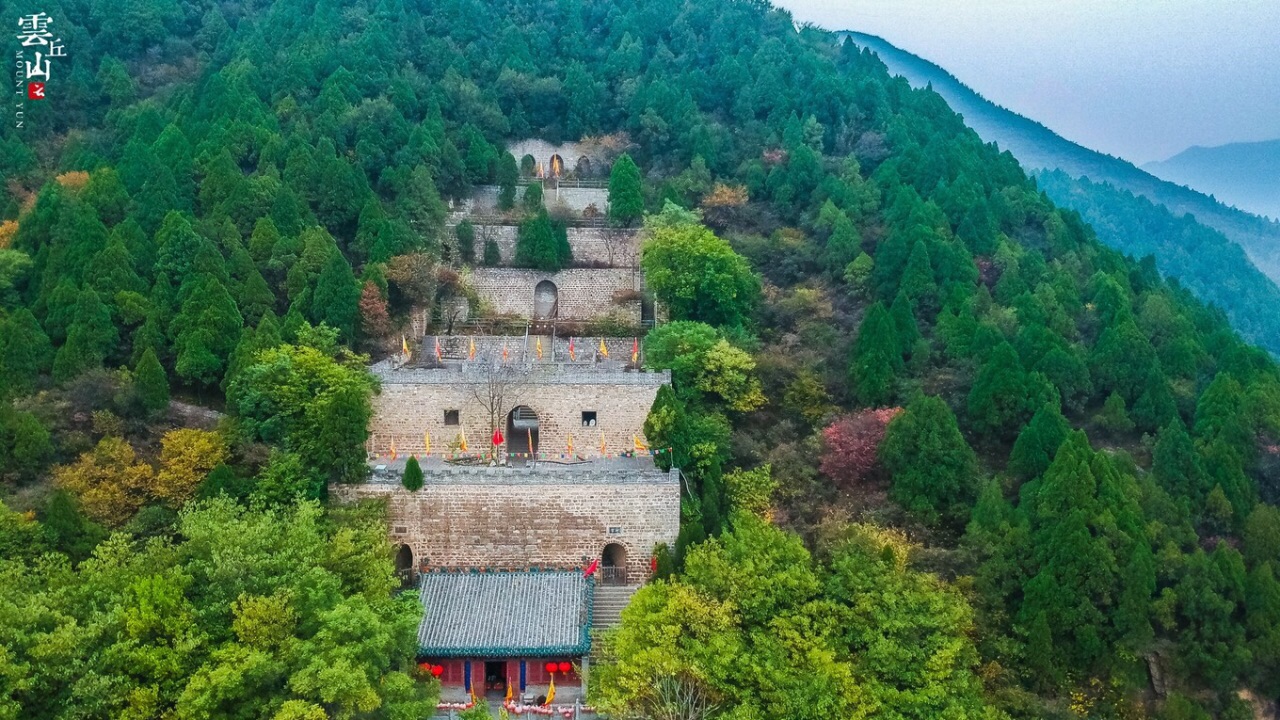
[444,409,460,426]
[581,411,597,427]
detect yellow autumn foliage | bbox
[154,429,229,506]
[54,436,155,527]
[0,220,16,248]
[55,171,90,191]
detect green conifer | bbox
[608,153,644,226]
[134,347,170,415]
[402,456,425,491]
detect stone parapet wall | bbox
[375,358,670,384]
[470,268,642,323]
[366,372,665,459]
[452,184,610,217]
[450,224,641,269]
[332,472,679,580]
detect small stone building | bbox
[415,569,593,705]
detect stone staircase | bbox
[592,584,641,629]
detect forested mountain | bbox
[2,1,1280,719]
[842,31,1280,283]
[1036,169,1280,355]
[1145,139,1280,221]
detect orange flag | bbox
[599,430,607,456]
[502,342,509,363]
[568,336,576,361]
[632,337,639,363]
[634,435,648,452]
[536,337,543,360]
[434,336,442,361]
[468,336,476,360]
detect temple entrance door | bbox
[507,406,540,459]
[484,661,507,694]
[549,154,564,178]
[602,543,627,585]
[394,545,413,586]
[534,280,558,319]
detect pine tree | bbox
[848,302,900,407]
[899,239,939,315]
[824,213,860,273]
[87,238,146,299]
[514,210,571,271]
[311,252,360,341]
[496,153,519,210]
[455,220,476,263]
[608,153,644,226]
[483,239,501,266]
[1097,391,1136,435]
[402,456,424,491]
[1008,401,1070,481]
[1153,420,1209,505]
[523,181,544,213]
[0,309,53,395]
[879,394,978,525]
[889,290,920,358]
[968,341,1056,442]
[134,347,170,415]
[248,217,282,264]
[53,289,119,382]
[1133,365,1178,433]
[1195,372,1252,453]
[172,276,243,388]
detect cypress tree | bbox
[402,456,424,491]
[52,289,119,382]
[1097,391,1135,434]
[483,239,501,266]
[134,347,170,415]
[968,341,1055,442]
[456,220,476,263]
[514,210,571,271]
[0,309,53,395]
[311,252,360,341]
[496,153,519,210]
[522,182,543,213]
[848,302,900,407]
[1008,401,1070,481]
[1133,365,1178,432]
[172,276,243,388]
[899,239,938,315]
[889,290,920,357]
[879,394,979,525]
[608,153,644,226]
[824,213,860,272]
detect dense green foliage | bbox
[1,0,1279,718]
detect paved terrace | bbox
[367,454,676,485]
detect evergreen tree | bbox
[899,239,939,315]
[52,289,119,382]
[402,456,424,491]
[134,347,170,415]
[1153,420,1209,506]
[171,276,243,388]
[824,213,860,273]
[889,290,919,358]
[968,341,1056,442]
[1133,365,1178,432]
[1008,401,1070,481]
[608,153,644,226]
[523,182,543,213]
[311,252,360,341]
[1096,391,1136,435]
[482,239,501,266]
[879,394,978,525]
[0,309,53,395]
[514,210,571,271]
[1194,372,1252,453]
[496,153,519,210]
[248,216,282,264]
[848,302,900,407]
[455,219,476,263]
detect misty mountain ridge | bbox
[840,31,1280,284]
[1144,138,1280,221]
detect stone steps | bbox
[592,584,641,629]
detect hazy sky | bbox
[773,0,1280,165]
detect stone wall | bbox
[454,184,610,216]
[455,225,640,268]
[506,140,603,178]
[470,268,642,322]
[331,464,680,580]
[367,365,669,461]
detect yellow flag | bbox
[389,439,398,461]
[634,435,648,451]
[505,676,513,703]
[545,674,555,705]
[598,338,609,358]
[599,430,607,456]
[528,428,534,456]
[468,337,476,360]
[567,433,574,456]
[423,432,431,457]
[459,428,468,453]
[536,336,543,360]
[401,334,410,357]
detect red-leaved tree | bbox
[819,407,903,489]
[358,281,391,347]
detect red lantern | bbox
[557,661,571,674]
[431,665,444,677]
[545,662,557,673]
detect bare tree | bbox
[619,674,720,720]
[466,361,529,458]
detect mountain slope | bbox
[841,31,1280,281]
[1144,139,1280,221]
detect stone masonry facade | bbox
[332,465,680,581]
[367,364,669,460]
[469,267,643,323]
[450,224,641,269]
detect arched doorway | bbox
[549,153,564,178]
[601,543,627,585]
[534,280,558,319]
[574,156,592,178]
[507,406,539,458]
[394,544,414,585]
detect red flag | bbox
[492,428,505,446]
[435,336,442,361]
[568,336,576,361]
[584,559,599,576]
[631,337,639,363]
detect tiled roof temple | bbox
[416,569,594,657]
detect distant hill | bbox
[1144,139,1280,221]
[840,31,1280,284]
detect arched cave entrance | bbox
[601,543,627,585]
[507,405,540,458]
[549,153,564,178]
[575,156,592,178]
[394,544,414,584]
[534,280,558,319]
